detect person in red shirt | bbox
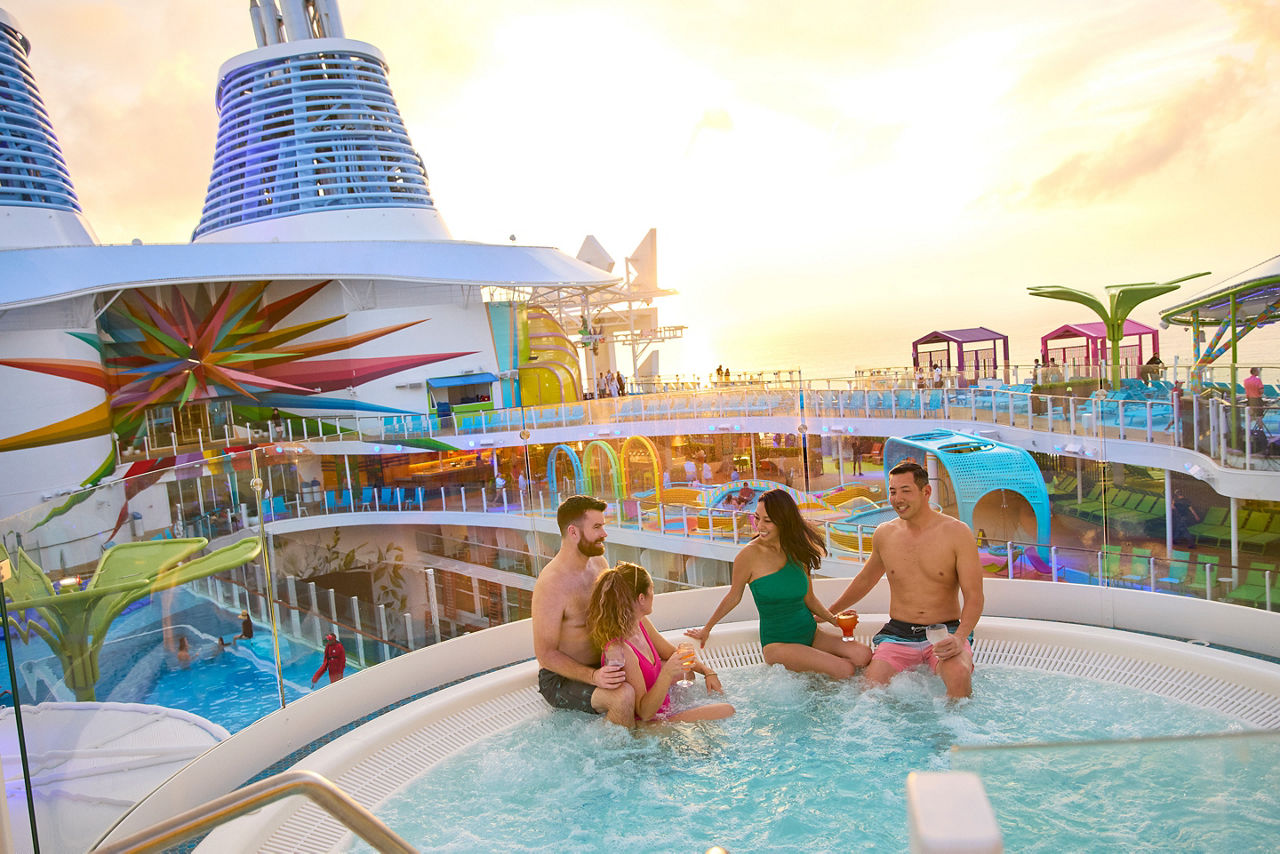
[312,633,347,686]
[1244,367,1265,425]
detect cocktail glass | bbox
[836,610,859,642]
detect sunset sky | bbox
[5,0,1280,378]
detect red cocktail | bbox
[837,610,859,642]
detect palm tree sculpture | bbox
[1,537,262,701]
[1028,273,1210,389]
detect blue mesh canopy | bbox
[883,430,1051,544]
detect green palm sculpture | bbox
[1,537,262,701]
[1028,273,1210,389]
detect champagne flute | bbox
[676,641,696,687]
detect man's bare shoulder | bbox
[873,517,906,540]
[535,554,605,590]
[934,512,977,541]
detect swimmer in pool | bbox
[232,609,253,646]
[827,461,984,698]
[686,489,871,678]
[588,561,734,723]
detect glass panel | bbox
[0,450,288,853]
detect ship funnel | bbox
[0,8,97,249]
[193,0,447,242]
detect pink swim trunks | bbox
[871,619,973,674]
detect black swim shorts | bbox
[537,667,600,714]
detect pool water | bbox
[143,641,319,733]
[355,664,1259,853]
[10,587,352,734]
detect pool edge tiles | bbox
[192,618,1280,854]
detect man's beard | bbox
[577,538,605,557]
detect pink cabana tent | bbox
[1040,320,1159,378]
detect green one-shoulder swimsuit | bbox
[749,558,816,647]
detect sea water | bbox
[353,664,1277,852]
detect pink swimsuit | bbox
[603,622,671,717]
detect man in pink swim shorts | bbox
[828,461,984,698]
[865,618,973,675]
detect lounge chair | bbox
[1188,506,1231,547]
[1121,547,1154,586]
[1238,512,1280,553]
[1157,549,1193,590]
[1095,544,1122,581]
[1061,483,1105,520]
[1225,562,1277,608]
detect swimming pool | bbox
[349,664,1254,852]
[10,588,348,734]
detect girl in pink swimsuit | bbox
[587,562,735,724]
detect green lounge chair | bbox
[1183,556,1219,598]
[1121,547,1154,586]
[1157,550,1193,589]
[1225,562,1276,607]
[1188,506,1230,547]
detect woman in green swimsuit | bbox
[685,489,872,678]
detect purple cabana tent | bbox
[911,327,1009,383]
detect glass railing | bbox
[952,731,1280,850]
[108,375,1280,481]
[4,416,1279,851]
[192,386,1275,476]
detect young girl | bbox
[587,562,734,723]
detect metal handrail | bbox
[92,769,416,854]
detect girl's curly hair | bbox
[587,561,652,652]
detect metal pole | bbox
[343,456,354,512]
[249,452,288,711]
[350,595,366,667]
[425,567,442,645]
[1229,496,1239,583]
[0,568,42,854]
[403,612,416,651]
[286,574,301,636]
[377,604,391,662]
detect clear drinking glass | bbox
[676,641,696,686]
[925,623,950,645]
[605,647,625,670]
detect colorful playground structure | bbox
[542,430,1052,565]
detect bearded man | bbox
[531,495,635,725]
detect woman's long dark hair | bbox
[758,489,826,573]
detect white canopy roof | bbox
[0,239,621,310]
